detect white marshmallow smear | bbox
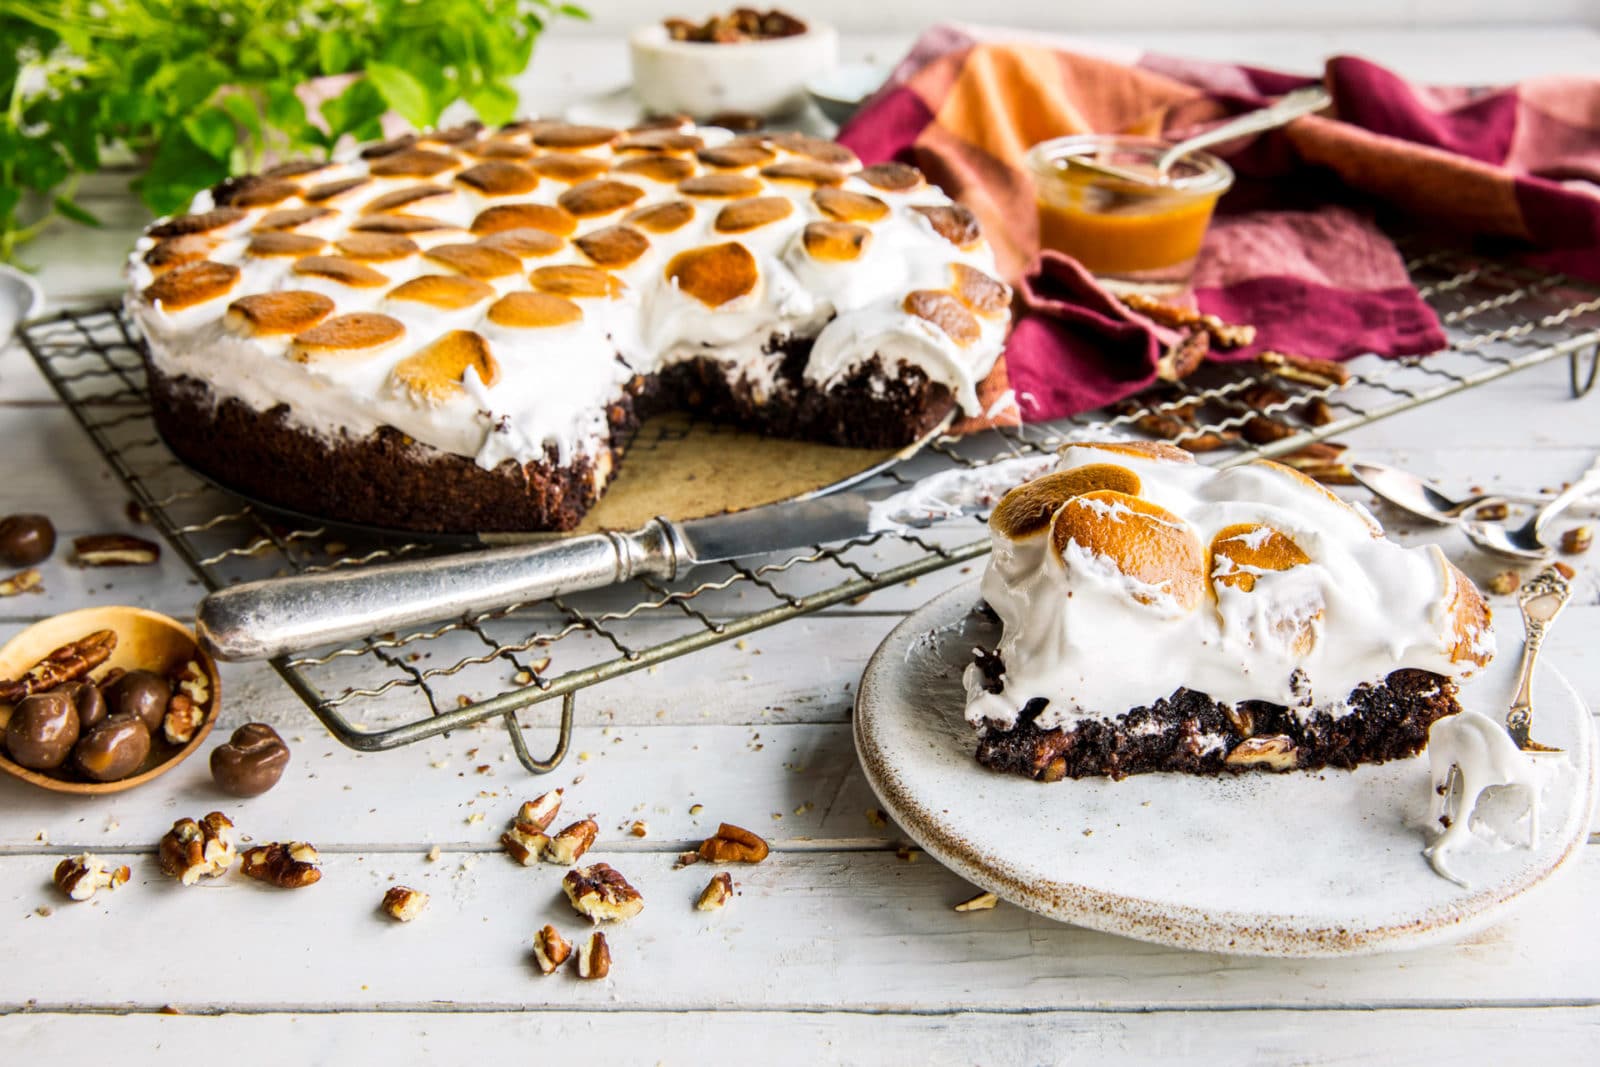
[1423,711,1547,888]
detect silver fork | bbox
[1504,562,1575,753]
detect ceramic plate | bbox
[855,580,1597,957]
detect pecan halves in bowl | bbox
[0,629,117,703]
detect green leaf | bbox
[558,5,590,20]
[135,129,229,215]
[464,82,519,126]
[182,107,237,161]
[220,93,263,142]
[365,61,434,128]
[317,32,356,76]
[320,79,387,144]
[53,196,101,227]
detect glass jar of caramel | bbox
[1026,135,1233,296]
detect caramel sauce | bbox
[1035,166,1222,275]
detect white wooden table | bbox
[4,28,1599,1065]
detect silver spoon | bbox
[1464,453,1600,560]
[1351,462,1509,524]
[1154,86,1332,178]
[1062,85,1332,187]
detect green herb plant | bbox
[1,0,586,263]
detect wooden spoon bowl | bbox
[0,606,221,794]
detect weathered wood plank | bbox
[2,847,1598,1012]
[3,1006,1599,1066]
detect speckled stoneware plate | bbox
[855,580,1597,957]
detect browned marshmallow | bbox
[289,312,406,363]
[225,291,336,337]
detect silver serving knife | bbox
[198,482,932,661]
[1504,562,1574,753]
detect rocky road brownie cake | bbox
[127,121,1011,533]
[965,442,1494,781]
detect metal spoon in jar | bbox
[1154,86,1332,178]
[1064,86,1332,186]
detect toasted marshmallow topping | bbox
[966,444,1495,733]
[129,120,1010,474]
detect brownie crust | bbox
[142,333,956,534]
[971,655,1461,781]
[146,368,631,534]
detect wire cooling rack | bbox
[19,246,1600,773]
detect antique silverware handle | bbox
[196,520,688,662]
[1505,562,1574,752]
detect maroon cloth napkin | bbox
[838,28,1600,425]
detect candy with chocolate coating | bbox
[106,669,170,734]
[211,722,290,797]
[74,714,151,781]
[0,514,55,567]
[4,691,80,769]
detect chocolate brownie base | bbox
[971,659,1460,781]
[654,341,956,449]
[142,330,956,533]
[146,369,632,534]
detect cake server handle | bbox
[194,519,689,662]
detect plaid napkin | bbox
[837,26,1600,425]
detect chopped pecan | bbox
[1240,411,1297,445]
[1275,442,1356,484]
[53,853,130,901]
[1224,735,1299,771]
[574,931,611,979]
[1474,502,1510,521]
[563,862,644,923]
[0,629,117,703]
[1561,526,1592,554]
[71,533,162,567]
[161,692,205,745]
[1487,570,1521,596]
[516,789,564,833]
[954,891,999,912]
[1302,396,1335,426]
[0,567,42,597]
[1257,350,1349,388]
[170,659,211,708]
[1155,329,1209,382]
[532,924,572,974]
[542,818,599,866]
[240,842,322,889]
[695,872,734,912]
[381,885,428,921]
[1120,292,1257,349]
[697,822,769,864]
[158,812,237,885]
[500,825,549,866]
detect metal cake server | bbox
[198,481,932,661]
[1504,562,1575,753]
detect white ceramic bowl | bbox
[629,20,839,121]
[0,264,45,348]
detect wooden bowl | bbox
[0,606,221,794]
